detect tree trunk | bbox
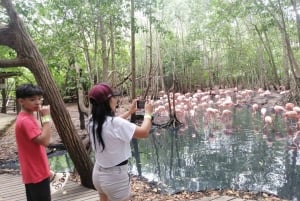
[98,6,109,82]
[1,89,6,113]
[0,0,94,188]
[253,25,281,88]
[291,0,300,47]
[73,62,90,116]
[277,3,300,86]
[110,16,117,87]
[144,10,153,99]
[130,0,136,100]
[262,30,281,87]
[129,0,143,178]
[280,26,291,90]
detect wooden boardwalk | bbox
[0,174,256,201]
[0,173,98,201]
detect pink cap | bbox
[88,83,120,104]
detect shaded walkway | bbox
[0,113,16,135]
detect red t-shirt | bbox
[15,112,50,184]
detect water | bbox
[48,150,74,172]
[0,150,73,172]
[129,107,300,200]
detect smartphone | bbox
[137,100,146,109]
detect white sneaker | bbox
[50,172,70,194]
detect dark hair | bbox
[89,97,115,151]
[16,84,43,99]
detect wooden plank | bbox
[0,174,26,201]
[79,194,99,201]
[0,174,98,201]
[0,190,26,201]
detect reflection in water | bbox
[130,107,300,201]
[0,151,73,172]
[49,150,74,172]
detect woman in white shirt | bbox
[87,83,153,201]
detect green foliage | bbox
[3,0,298,92]
[135,88,144,97]
[0,46,16,59]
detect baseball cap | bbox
[88,83,121,104]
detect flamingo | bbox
[261,107,267,118]
[205,107,220,123]
[283,111,298,120]
[283,110,299,135]
[285,103,295,111]
[293,106,300,113]
[252,103,259,114]
[221,109,233,132]
[292,131,300,149]
[221,109,232,122]
[262,115,274,137]
[274,105,286,113]
[222,96,234,109]
[264,115,273,126]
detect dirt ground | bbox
[0,95,289,200]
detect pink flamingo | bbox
[283,111,298,120]
[221,109,232,123]
[205,107,220,124]
[261,107,267,118]
[221,109,233,133]
[293,106,300,114]
[274,105,286,114]
[263,115,273,128]
[292,131,300,149]
[285,103,295,111]
[252,103,259,115]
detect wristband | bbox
[144,113,152,120]
[41,115,52,124]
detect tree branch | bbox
[0,25,18,49]
[1,0,37,60]
[0,58,28,68]
[1,0,19,26]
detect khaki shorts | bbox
[92,163,130,201]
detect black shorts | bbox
[25,177,51,201]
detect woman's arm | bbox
[133,101,153,139]
[119,99,138,119]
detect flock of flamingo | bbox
[150,87,300,149]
